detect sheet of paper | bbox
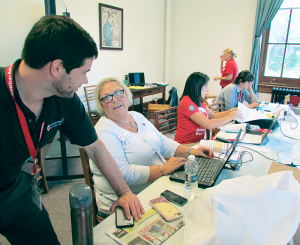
[237,102,268,122]
[219,123,248,132]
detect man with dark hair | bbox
[0,15,144,244]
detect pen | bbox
[225,131,239,133]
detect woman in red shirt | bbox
[214,48,238,88]
[174,72,242,144]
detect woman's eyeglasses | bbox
[100,90,125,103]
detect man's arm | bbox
[248,85,257,103]
[83,139,145,220]
[245,85,259,109]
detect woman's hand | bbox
[161,157,187,175]
[191,147,214,158]
[229,110,243,120]
[111,192,144,221]
[220,54,224,62]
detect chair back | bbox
[84,85,100,125]
[153,106,178,134]
[205,102,222,139]
[207,102,222,113]
[204,97,216,105]
[79,147,98,227]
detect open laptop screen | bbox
[128,73,145,85]
[221,129,242,165]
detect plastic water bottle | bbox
[69,183,93,245]
[184,155,199,200]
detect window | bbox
[258,0,300,93]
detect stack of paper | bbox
[213,123,247,141]
[237,102,268,122]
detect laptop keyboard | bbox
[247,130,264,135]
[197,158,220,183]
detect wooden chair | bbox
[153,106,178,134]
[79,147,105,227]
[33,148,49,193]
[30,137,56,193]
[205,102,222,139]
[147,104,170,120]
[207,102,222,113]
[84,85,100,125]
[204,95,217,105]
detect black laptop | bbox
[128,72,146,86]
[169,129,242,188]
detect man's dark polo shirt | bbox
[0,59,98,187]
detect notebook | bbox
[169,129,242,188]
[240,113,279,145]
[263,103,279,112]
[128,72,146,86]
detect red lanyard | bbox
[238,91,242,102]
[5,64,45,175]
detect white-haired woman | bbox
[90,77,214,215]
[214,48,238,88]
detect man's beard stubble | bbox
[53,73,75,98]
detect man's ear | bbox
[50,59,65,78]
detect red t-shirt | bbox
[220,59,238,88]
[174,96,208,144]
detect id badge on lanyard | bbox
[5,64,44,211]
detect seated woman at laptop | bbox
[216,70,259,111]
[90,77,214,215]
[174,72,243,144]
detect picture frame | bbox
[99,3,123,50]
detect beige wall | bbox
[0,0,264,103]
[168,0,258,98]
[0,1,45,65]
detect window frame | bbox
[258,8,300,94]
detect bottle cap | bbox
[188,155,195,161]
[69,183,92,209]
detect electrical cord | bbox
[240,146,284,164]
[240,151,253,164]
[276,139,300,163]
[218,151,253,171]
[278,109,299,140]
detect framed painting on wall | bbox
[99,3,123,50]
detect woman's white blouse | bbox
[90,111,180,213]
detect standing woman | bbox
[214,48,238,88]
[174,72,242,145]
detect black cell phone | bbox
[115,206,134,228]
[160,190,188,206]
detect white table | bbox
[93,116,300,244]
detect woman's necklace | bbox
[109,114,138,130]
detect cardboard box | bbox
[268,161,300,182]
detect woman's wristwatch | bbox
[185,148,192,158]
